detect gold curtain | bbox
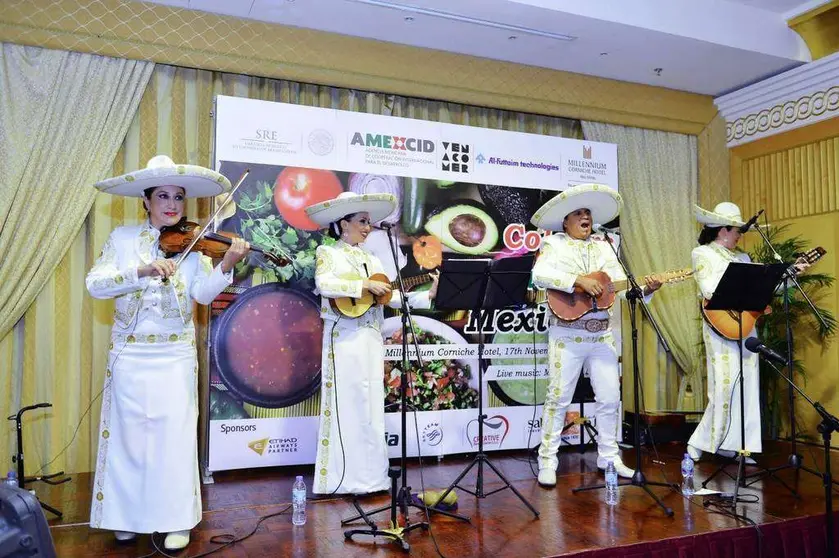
[0,43,152,477]
[582,121,704,412]
[2,64,582,475]
[0,43,153,339]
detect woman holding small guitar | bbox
[687,202,810,463]
[530,184,662,488]
[305,192,439,495]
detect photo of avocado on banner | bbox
[206,95,618,471]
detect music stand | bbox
[432,256,540,518]
[699,261,787,505]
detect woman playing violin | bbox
[86,156,249,550]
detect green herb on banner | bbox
[236,181,334,290]
[237,180,275,217]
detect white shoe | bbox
[597,458,635,478]
[537,468,556,487]
[687,445,702,461]
[164,530,190,551]
[114,531,136,542]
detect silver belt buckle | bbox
[585,319,604,333]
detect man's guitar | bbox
[330,273,434,318]
[701,246,825,340]
[537,268,693,321]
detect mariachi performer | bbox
[686,202,780,462]
[530,184,661,487]
[305,192,439,495]
[87,155,249,549]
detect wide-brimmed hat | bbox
[93,155,231,198]
[694,202,748,227]
[305,192,397,227]
[531,183,621,231]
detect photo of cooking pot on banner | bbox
[208,162,614,462]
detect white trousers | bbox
[538,327,621,471]
[688,323,762,454]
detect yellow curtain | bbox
[582,121,704,413]
[0,43,152,477]
[2,64,582,475]
[0,43,153,339]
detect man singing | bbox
[530,184,661,487]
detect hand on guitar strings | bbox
[363,278,392,296]
[575,275,604,297]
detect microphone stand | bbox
[342,225,469,552]
[571,230,676,516]
[758,358,839,557]
[746,219,833,492]
[7,403,70,518]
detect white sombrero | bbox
[94,155,231,198]
[530,183,622,231]
[305,192,397,228]
[695,202,748,227]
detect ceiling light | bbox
[345,0,577,42]
[404,16,414,21]
[508,35,517,40]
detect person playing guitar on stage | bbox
[687,202,810,463]
[305,192,439,495]
[530,184,662,487]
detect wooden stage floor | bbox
[41,441,838,557]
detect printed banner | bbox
[207,95,619,471]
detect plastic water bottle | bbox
[681,453,695,497]
[3,470,17,488]
[605,461,618,505]
[292,475,307,526]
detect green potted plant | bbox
[750,225,836,439]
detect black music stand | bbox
[699,261,787,505]
[432,256,540,518]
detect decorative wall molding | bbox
[715,50,839,146]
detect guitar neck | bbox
[390,273,432,291]
[611,271,686,293]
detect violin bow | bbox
[172,168,250,268]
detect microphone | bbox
[739,209,764,233]
[593,224,619,234]
[372,222,395,230]
[744,337,786,365]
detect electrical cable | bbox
[137,504,293,558]
[317,318,348,498]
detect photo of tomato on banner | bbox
[274,167,344,230]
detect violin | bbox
[159,218,291,267]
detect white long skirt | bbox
[314,321,389,495]
[90,335,202,533]
[688,323,762,454]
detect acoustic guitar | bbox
[701,246,825,340]
[329,272,434,318]
[541,268,694,321]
